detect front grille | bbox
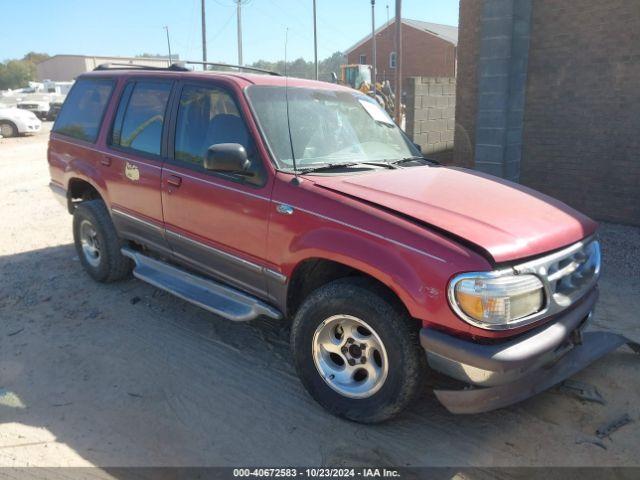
[514,237,600,316]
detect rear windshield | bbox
[53,78,114,142]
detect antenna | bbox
[284,28,300,184]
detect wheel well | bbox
[0,120,18,134]
[286,258,406,318]
[67,179,102,213]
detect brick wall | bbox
[521,0,640,225]
[472,0,532,181]
[453,0,640,225]
[347,21,456,94]
[453,0,484,169]
[405,77,456,163]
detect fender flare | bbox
[64,161,110,208]
[281,226,441,319]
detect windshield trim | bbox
[243,84,420,173]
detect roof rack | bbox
[93,62,189,72]
[185,61,281,76]
[92,61,280,77]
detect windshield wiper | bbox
[298,161,396,174]
[297,162,360,174]
[374,119,396,128]
[391,156,440,166]
[358,161,397,169]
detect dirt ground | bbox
[0,125,639,468]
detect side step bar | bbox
[122,247,282,321]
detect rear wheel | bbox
[0,121,18,138]
[73,200,132,282]
[290,278,427,423]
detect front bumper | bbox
[421,288,638,413]
[18,119,41,133]
[26,121,42,132]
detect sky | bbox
[2,0,459,64]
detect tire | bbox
[73,200,132,282]
[0,121,18,138]
[290,278,427,423]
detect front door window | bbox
[174,85,265,185]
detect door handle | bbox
[101,156,112,166]
[167,175,182,188]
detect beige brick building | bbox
[36,55,173,81]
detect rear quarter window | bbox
[53,78,114,142]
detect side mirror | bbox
[330,72,338,83]
[204,143,252,175]
[413,142,422,153]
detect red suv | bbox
[48,63,632,423]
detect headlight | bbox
[448,272,545,329]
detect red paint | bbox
[309,166,597,263]
[48,70,598,340]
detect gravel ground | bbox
[0,126,639,468]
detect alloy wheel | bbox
[312,314,389,399]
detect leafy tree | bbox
[319,51,346,80]
[23,52,50,64]
[0,52,50,90]
[0,60,33,90]
[245,51,346,82]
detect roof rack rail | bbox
[185,61,281,76]
[93,62,189,72]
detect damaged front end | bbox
[424,323,637,414]
[423,237,639,414]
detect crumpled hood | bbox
[309,166,597,263]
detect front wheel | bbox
[290,278,427,423]
[0,121,18,138]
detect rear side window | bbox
[53,78,114,142]
[111,81,171,156]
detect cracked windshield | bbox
[247,86,418,170]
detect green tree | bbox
[319,51,346,81]
[248,51,345,81]
[0,60,33,90]
[0,52,50,90]
[22,52,50,64]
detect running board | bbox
[122,247,282,321]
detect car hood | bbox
[309,166,597,263]
[0,107,22,115]
[0,107,34,119]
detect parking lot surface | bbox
[0,126,639,467]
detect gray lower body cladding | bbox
[420,288,638,413]
[433,331,632,414]
[49,182,68,209]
